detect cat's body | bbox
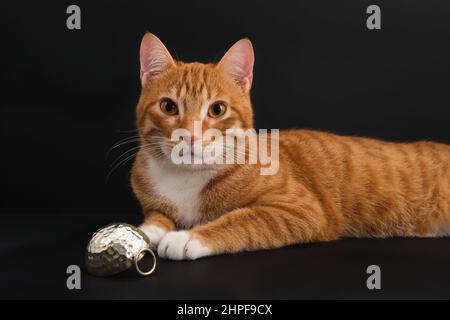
[131,33,450,260]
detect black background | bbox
[2,0,450,216]
[1,0,450,299]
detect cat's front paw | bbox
[157,231,212,260]
[139,224,167,250]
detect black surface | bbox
[1,213,450,299]
[2,0,450,299]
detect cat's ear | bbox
[139,33,175,85]
[218,38,254,93]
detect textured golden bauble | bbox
[86,223,156,277]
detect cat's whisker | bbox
[107,141,173,181]
[111,134,140,145]
[223,144,252,157]
[109,142,164,168]
[109,134,272,169]
[116,128,139,133]
[107,136,141,155]
[106,148,147,181]
[106,154,137,181]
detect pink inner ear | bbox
[219,39,255,92]
[139,33,174,83]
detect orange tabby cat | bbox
[131,33,450,260]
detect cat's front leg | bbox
[139,211,176,250]
[157,230,212,260]
[157,205,332,260]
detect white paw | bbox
[139,224,167,250]
[158,231,190,260]
[185,238,213,260]
[157,231,213,260]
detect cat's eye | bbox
[208,102,227,118]
[160,99,179,116]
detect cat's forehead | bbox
[166,62,223,100]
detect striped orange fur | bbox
[131,33,450,260]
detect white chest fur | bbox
[147,157,217,228]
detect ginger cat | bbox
[131,33,450,260]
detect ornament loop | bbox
[134,248,157,276]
